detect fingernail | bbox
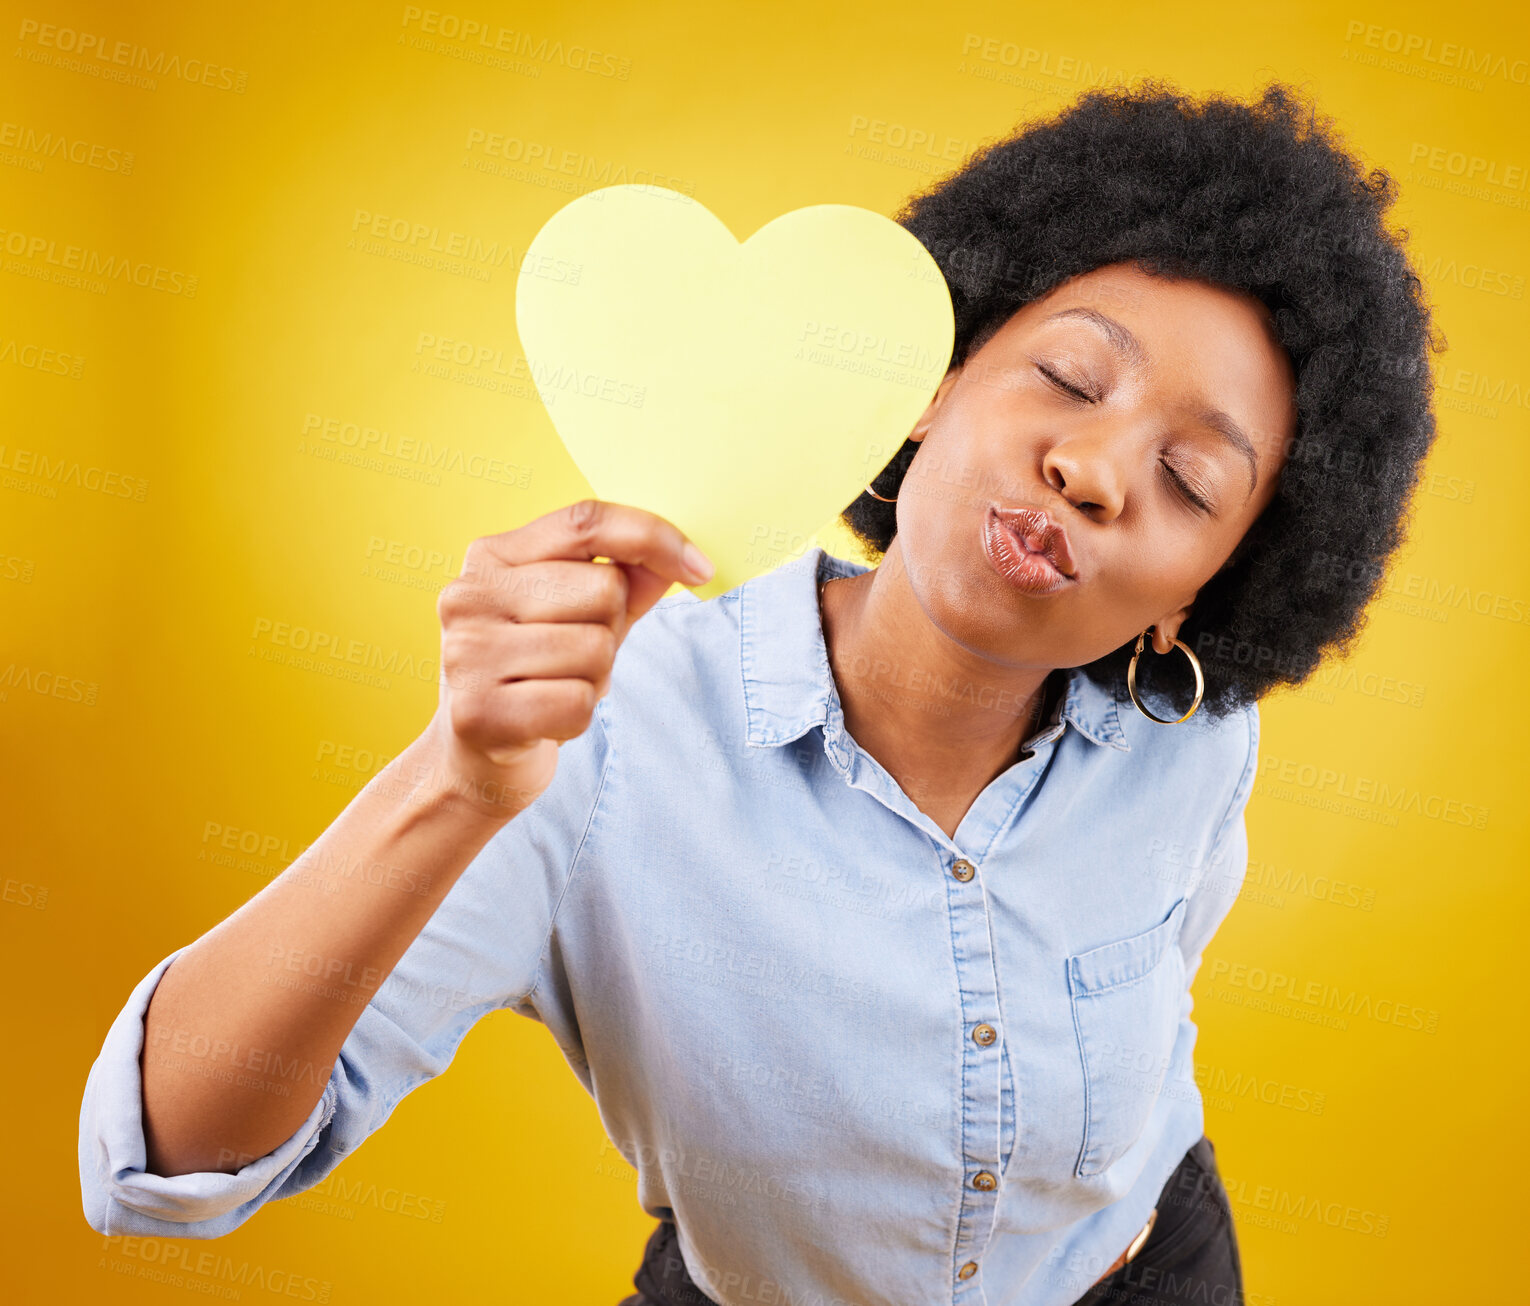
[682,542,714,582]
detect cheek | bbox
[1099,529,1212,611]
[905,433,994,526]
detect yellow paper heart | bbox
[514,184,955,599]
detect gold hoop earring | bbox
[1127,628,1204,724]
[864,482,898,503]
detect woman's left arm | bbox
[1178,702,1261,985]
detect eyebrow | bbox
[1044,307,1147,367]
[1197,407,1260,498]
[1043,305,1259,499]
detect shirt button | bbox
[972,1023,998,1047]
[971,1170,998,1191]
[957,1261,979,1280]
[951,859,976,882]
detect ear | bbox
[908,366,962,443]
[1149,604,1195,654]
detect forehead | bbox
[1023,265,1290,380]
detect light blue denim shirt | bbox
[79,544,1260,1306]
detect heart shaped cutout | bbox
[515,184,955,598]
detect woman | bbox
[78,83,1436,1306]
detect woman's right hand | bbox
[420,498,715,821]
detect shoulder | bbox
[1113,671,1258,765]
[1111,674,1260,831]
[616,585,741,679]
[602,585,744,737]
[497,588,745,856]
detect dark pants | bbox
[619,1136,1242,1306]
[1069,1136,1244,1306]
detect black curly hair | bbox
[841,80,1442,721]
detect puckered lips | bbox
[983,504,1078,595]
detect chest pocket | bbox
[1068,898,1189,1178]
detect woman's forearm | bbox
[139,731,524,1178]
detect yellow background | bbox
[3,2,1525,1303]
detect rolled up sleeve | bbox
[78,948,340,1237]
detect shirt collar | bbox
[739,546,1131,753]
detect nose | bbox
[1041,427,1128,522]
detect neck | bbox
[819,544,1055,810]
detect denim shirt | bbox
[79,545,1260,1306]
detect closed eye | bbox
[1161,460,1214,513]
[1036,362,1097,403]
